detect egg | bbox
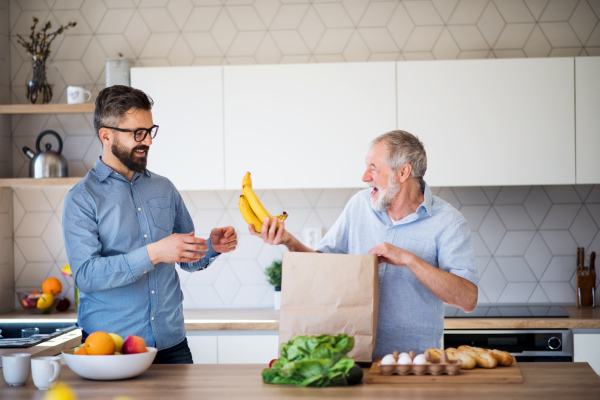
[381,354,397,365]
[398,355,412,365]
[399,352,409,358]
[413,354,427,365]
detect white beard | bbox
[370,174,401,211]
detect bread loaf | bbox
[426,348,476,370]
[457,345,498,368]
[487,349,513,367]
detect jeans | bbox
[81,331,194,364]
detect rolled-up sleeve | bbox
[437,219,478,286]
[62,188,154,294]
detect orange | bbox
[75,345,87,355]
[42,277,62,296]
[85,331,116,355]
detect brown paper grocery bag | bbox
[279,252,379,362]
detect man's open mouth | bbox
[371,187,379,196]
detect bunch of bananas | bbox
[239,172,288,233]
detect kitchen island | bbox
[0,362,599,399]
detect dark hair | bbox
[93,85,154,137]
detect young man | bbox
[62,85,237,364]
[251,130,478,357]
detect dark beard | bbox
[111,137,149,173]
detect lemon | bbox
[43,382,77,400]
[37,293,54,309]
[109,333,124,353]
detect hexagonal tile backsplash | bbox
[8,184,600,309]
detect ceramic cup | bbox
[67,86,92,104]
[2,353,31,386]
[31,356,61,390]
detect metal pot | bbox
[23,130,68,178]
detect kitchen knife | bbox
[576,247,582,273]
[590,251,596,275]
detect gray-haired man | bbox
[251,130,478,357]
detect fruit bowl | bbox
[17,291,59,314]
[62,347,157,380]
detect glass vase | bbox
[27,54,53,104]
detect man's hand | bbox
[147,232,209,265]
[249,217,315,253]
[368,242,416,266]
[210,226,237,254]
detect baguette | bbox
[426,348,476,370]
[457,345,498,368]
[487,349,513,367]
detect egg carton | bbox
[378,350,462,376]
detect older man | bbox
[251,130,478,357]
[63,85,237,364]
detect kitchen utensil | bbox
[32,356,61,390]
[2,353,31,386]
[576,248,596,308]
[22,130,68,178]
[62,347,157,380]
[67,86,91,104]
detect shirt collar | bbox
[93,157,152,182]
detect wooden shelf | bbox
[0,103,94,114]
[0,177,83,187]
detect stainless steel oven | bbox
[443,329,573,362]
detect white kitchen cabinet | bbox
[574,332,600,375]
[186,334,218,364]
[396,58,575,187]
[131,67,224,190]
[575,56,600,184]
[217,334,278,364]
[223,62,397,190]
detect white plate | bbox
[62,347,157,380]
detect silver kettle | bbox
[23,130,69,178]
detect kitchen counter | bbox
[1,363,599,399]
[1,306,598,330]
[0,328,81,362]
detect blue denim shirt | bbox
[315,182,478,358]
[62,157,219,350]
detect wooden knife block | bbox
[576,271,596,308]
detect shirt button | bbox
[151,290,155,294]
[143,271,147,274]
[151,317,154,321]
[138,208,141,211]
[144,234,148,238]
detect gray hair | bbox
[371,130,427,182]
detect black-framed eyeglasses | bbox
[102,125,159,142]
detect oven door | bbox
[443,330,573,362]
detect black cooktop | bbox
[444,305,569,318]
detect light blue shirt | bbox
[315,182,478,358]
[62,157,219,350]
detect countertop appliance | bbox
[444,305,569,318]
[22,130,68,178]
[443,329,573,362]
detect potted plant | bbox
[264,259,282,310]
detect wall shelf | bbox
[0,177,83,187]
[0,103,94,114]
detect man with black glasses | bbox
[62,85,237,364]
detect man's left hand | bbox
[369,242,415,266]
[210,226,237,254]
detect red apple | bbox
[55,297,70,312]
[121,335,148,354]
[22,295,37,310]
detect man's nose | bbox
[362,169,371,182]
[141,133,152,146]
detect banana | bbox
[241,172,287,229]
[238,195,263,232]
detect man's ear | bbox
[98,127,111,146]
[399,163,412,183]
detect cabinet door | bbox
[223,62,397,189]
[217,334,278,364]
[186,334,218,364]
[574,333,600,375]
[396,58,575,186]
[131,67,224,190]
[576,57,600,184]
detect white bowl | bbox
[62,347,157,380]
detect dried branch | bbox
[16,16,77,57]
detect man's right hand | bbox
[147,232,209,265]
[249,217,315,253]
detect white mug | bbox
[2,353,31,386]
[67,86,92,104]
[31,356,61,390]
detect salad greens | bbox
[262,334,359,387]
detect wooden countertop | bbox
[1,363,598,399]
[2,306,599,330]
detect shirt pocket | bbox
[395,236,437,268]
[147,197,174,233]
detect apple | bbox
[55,297,70,312]
[21,295,37,310]
[121,335,148,354]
